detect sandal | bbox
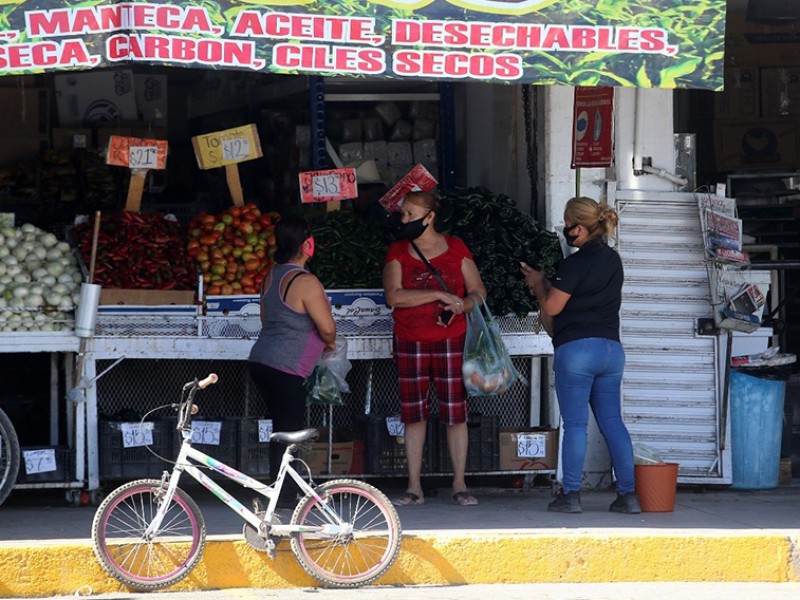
[392,492,424,507]
[453,491,478,506]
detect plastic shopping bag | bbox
[305,337,352,406]
[462,297,520,397]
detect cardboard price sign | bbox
[191,124,263,207]
[105,135,168,212]
[299,168,357,204]
[192,124,262,170]
[106,135,167,170]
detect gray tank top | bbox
[248,263,326,378]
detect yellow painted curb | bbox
[0,531,797,597]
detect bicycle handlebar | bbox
[198,373,218,389]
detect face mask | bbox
[302,236,315,259]
[563,223,580,247]
[398,213,430,241]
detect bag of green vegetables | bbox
[462,294,520,397]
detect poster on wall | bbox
[571,86,614,169]
[0,0,725,89]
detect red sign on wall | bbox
[571,87,614,169]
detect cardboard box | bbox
[52,128,92,150]
[0,87,49,136]
[99,289,196,306]
[204,294,260,316]
[715,67,759,119]
[499,428,558,471]
[715,119,799,171]
[304,441,354,475]
[55,70,138,128]
[761,67,800,118]
[378,164,438,213]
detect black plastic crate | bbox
[183,416,240,473]
[17,445,74,483]
[366,415,436,475]
[438,414,500,473]
[99,419,173,480]
[237,417,271,478]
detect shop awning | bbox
[1,0,725,90]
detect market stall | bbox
[0,0,731,501]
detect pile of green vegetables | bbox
[309,187,562,317]
[438,187,562,317]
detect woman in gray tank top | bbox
[248,215,336,506]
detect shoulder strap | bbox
[282,270,305,302]
[409,240,451,293]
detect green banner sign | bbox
[0,0,725,89]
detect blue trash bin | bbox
[729,355,796,490]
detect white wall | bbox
[459,83,683,489]
[542,85,681,489]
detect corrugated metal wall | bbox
[615,191,725,482]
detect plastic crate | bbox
[237,417,271,478]
[17,445,74,483]
[438,414,500,473]
[183,416,240,474]
[366,415,436,475]
[99,419,173,480]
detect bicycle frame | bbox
[144,431,350,540]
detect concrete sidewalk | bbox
[0,482,799,597]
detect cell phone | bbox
[439,310,455,326]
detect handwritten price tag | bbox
[258,419,273,443]
[516,433,546,458]
[299,168,357,204]
[129,146,160,169]
[120,422,154,448]
[385,416,405,437]
[106,135,167,170]
[222,138,251,162]
[23,448,57,475]
[192,124,262,170]
[191,421,222,446]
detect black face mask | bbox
[398,213,430,241]
[563,223,580,247]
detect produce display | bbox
[438,187,562,317]
[0,223,82,331]
[308,210,391,289]
[310,187,562,317]
[187,203,279,296]
[73,211,197,291]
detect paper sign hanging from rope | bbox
[299,168,358,205]
[191,124,263,207]
[106,135,168,212]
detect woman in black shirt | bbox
[521,197,640,515]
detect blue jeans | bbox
[553,338,635,495]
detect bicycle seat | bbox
[270,428,320,444]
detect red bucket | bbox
[634,463,679,512]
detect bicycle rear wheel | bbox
[290,479,402,588]
[91,479,206,591]
[0,407,20,506]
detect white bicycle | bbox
[91,374,402,591]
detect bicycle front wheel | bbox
[0,407,20,506]
[91,479,206,591]
[290,479,402,588]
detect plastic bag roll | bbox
[75,283,101,338]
